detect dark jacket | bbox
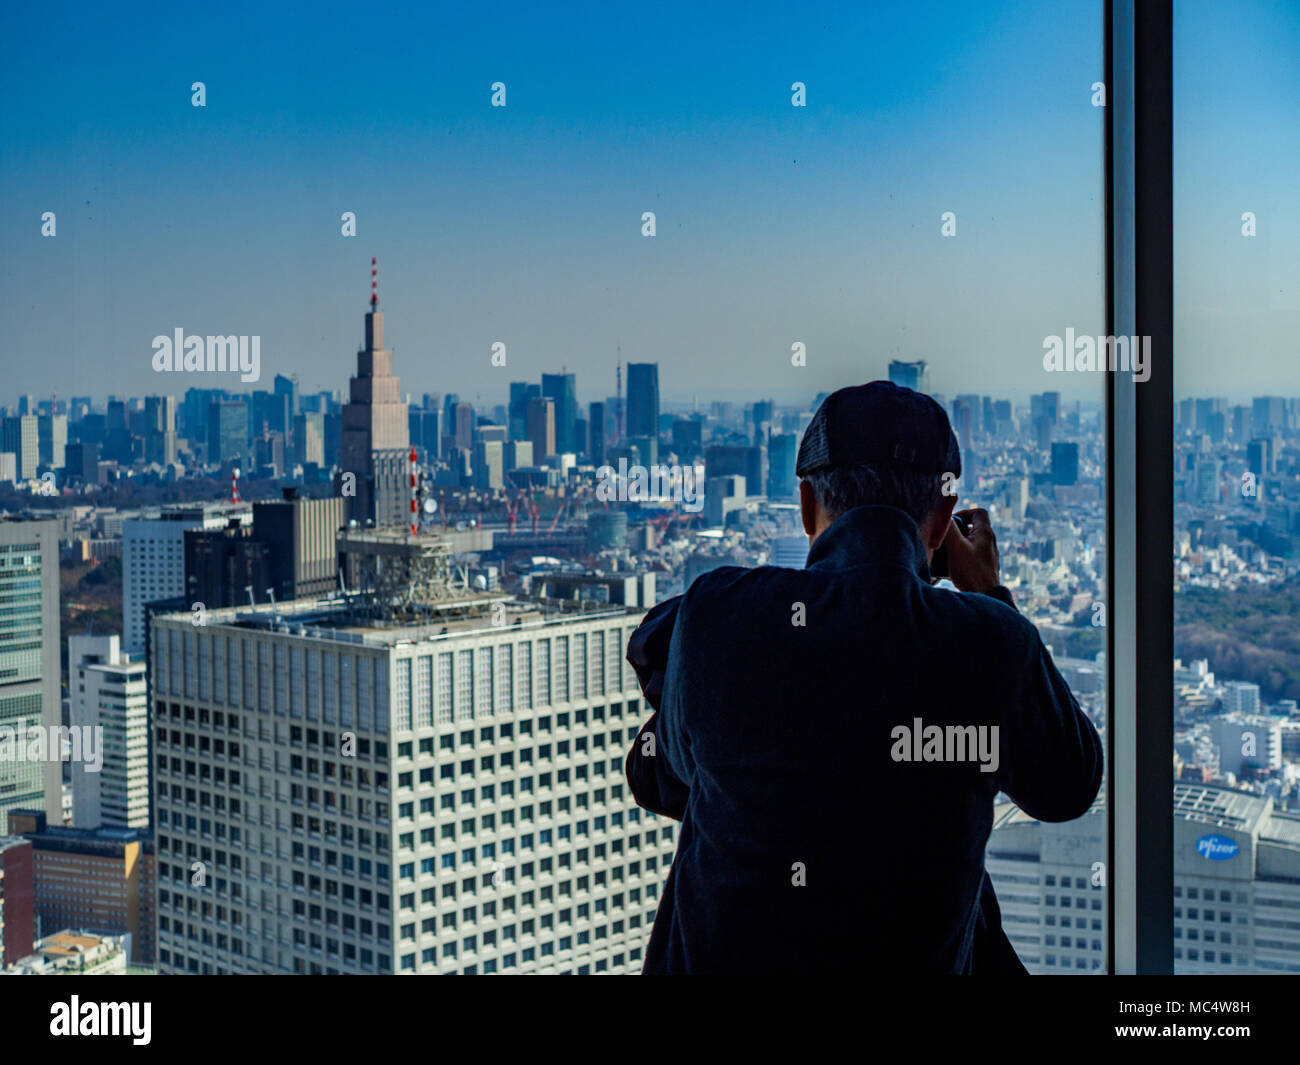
[624,504,1102,974]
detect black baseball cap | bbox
[795,381,961,479]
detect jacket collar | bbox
[804,504,931,580]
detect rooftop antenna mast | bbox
[408,445,419,536]
[370,257,378,310]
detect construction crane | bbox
[547,501,566,535]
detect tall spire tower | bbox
[338,258,410,528]
[615,345,623,443]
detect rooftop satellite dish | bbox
[423,499,437,514]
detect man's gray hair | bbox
[804,463,944,528]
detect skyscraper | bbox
[888,360,930,395]
[453,402,474,451]
[252,490,347,603]
[0,520,61,825]
[542,373,577,454]
[767,432,798,499]
[123,505,242,654]
[68,635,149,829]
[143,396,177,466]
[626,364,659,440]
[207,400,247,467]
[1,415,38,480]
[294,411,325,467]
[149,589,676,974]
[671,419,703,464]
[588,402,606,466]
[274,373,300,421]
[37,412,67,471]
[1050,442,1080,486]
[510,383,540,441]
[527,397,556,461]
[473,440,504,491]
[339,267,410,528]
[988,784,1300,974]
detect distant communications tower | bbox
[615,345,623,442]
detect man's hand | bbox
[943,508,1000,594]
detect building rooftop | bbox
[156,592,638,650]
[1173,782,1269,833]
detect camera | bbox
[929,513,972,581]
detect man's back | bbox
[640,505,1102,974]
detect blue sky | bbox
[0,0,1292,408]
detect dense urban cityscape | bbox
[0,286,1297,976]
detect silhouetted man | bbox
[626,381,1102,974]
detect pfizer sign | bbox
[1196,834,1239,861]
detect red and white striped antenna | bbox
[230,466,241,504]
[409,446,418,536]
[370,257,378,309]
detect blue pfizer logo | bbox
[1196,834,1239,861]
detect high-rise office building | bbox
[1251,396,1286,437]
[252,490,346,603]
[588,402,607,466]
[1031,392,1061,429]
[1050,442,1080,486]
[64,442,99,485]
[473,441,504,491]
[68,635,149,829]
[505,441,533,473]
[1,415,38,481]
[142,396,178,466]
[542,373,577,454]
[527,398,556,461]
[37,413,67,471]
[767,432,798,500]
[409,406,444,462]
[0,520,61,825]
[1195,459,1222,504]
[988,784,1300,974]
[452,403,474,452]
[339,282,410,528]
[183,492,342,610]
[670,419,702,464]
[888,360,930,395]
[626,364,659,441]
[510,383,540,442]
[149,585,676,975]
[184,522,272,610]
[123,506,244,655]
[207,400,247,467]
[705,445,765,500]
[1247,438,1275,478]
[274,373,300,421]
[293,411,325,468]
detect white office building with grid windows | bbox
[987,783,1300,974]
[150,591,674,975]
